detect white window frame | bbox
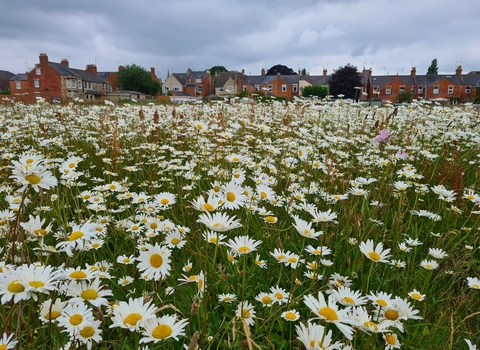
[268,84,272,92]
[196,79,202,83]
[198,85,203,92]
[465,85,471,93]
[282,84,287,92]
[399,86,405,93]
[373,86,380,93]
[418,86,423,94]
[433,86,439,94]
[227,85,233,92]
[448,85,454,94]
[36,68,41,75]
[173,86,179,91]
[385,86,391,95]
[243,85,247,91]
[15,81,21,90]
[164,86,169,91]
[254,84,260,91]
[293,84,298,92]
[34,79,40,88]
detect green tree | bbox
[301,84,329,98]
[116,64,161,96]
[328,64,362,99]
[396,91,412,103]
[426,59,438,75]
[300,68,307,76]
[209,66,228,77]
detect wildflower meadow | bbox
[0,97,479,349]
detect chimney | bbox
[411,67,416,76]
[261,68,265,76]
[277,72,281,77]
[150,67,156,76]
[86,64,97,74]
[39,53,48,66]
[456,65,462,75]
[61,59,69,67]
[187,68,192,75]
[323,69,327,77]
[298,68,301,75]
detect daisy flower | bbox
[291,215,323,239]
[154,192,176,210]
[164,229,187,249]
[428,247,448,259]
[281,309,300,322]
[359,239,391,263]
[222,181,248,209]
[57,302,95,336]
[0,333,18,350]
[420,259,439,270]
[118,276,134,286]
[303,291,359,339]
[218,293,237,303]
[110,297,157,331]
[256,292,274,307]
[197,212,242,232]
[63,266,97,281]
[190,194,223,212]
[235,301,256,326]
[254,254,267,269]
[77,319,103,349]
[270,286,290,305]
[203,231,227,245]
[367,291,395,308]
[139,314,189,343]
[136,243,172,280]
[39,298,67,324]
[408,289,426,301]
[308,208,338,224]
[65,276,113,307]
[56,221,99,257]
[295,321,341,350]
[20,214,53,238]
[330,286,368,307]
[305,245,332,257]
[384,332,401,349]
[467,277,480,289]
[10,161,58,193]
[225,235,262,256]
[0,267,34,303]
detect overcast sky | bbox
[1,0,479,79]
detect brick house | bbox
[19,53,111,103]
[239,69,300,100]
[162,68,213,98]
[9,74,29,100]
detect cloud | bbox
[320,24,344,39]
[299,29,319,46]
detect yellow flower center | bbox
[131,225,139,231]
[202,203,214,211]
[26,158,34,164]
[160,198,169,205]
[46,311,61,320]
[262,295,272,304]
[284,311,297,320]
[232,157,240,162]
[81,289,98,300]
[80,326,95,338]
[68,163,75,168]
[214,186,220,192]
[385,309,399,321]
[411,293,422,300]
[319,307,338,321]
[238,246,250,253]
[150,253,163,268]
[242,309,251,318]
[26,174,41,184]
[277,254,286,260]
[342,297,355,304]
[34,228,47,236]
[69,231,84,241]
[150,222,158,229]
[377,299,387,307]
[29,281,45,289]
[260,191,268,198]
[70,271,87,279]
[275,292,283,300]
[363,321,378,331]
[70,314,83,326]
[171,238,180,245]
[109,184,117,190]
[265,216,276,223]
[209,237,217,243]
[226,192,236,202]
[385,333,397,345]
[152,324,173,339]
[8,280,25,293]
[124,313,142,326]
[368,252,381,261]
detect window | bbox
[198,86,203,92]
[227,86,233,92]
[254,84,260,91]
[36,68,41,75]
[73,80,77,88]
[15,81,21,90]
[282,84,287,92]
[164,86,169,91]
[243,85,247,91]
[196,79,202,83]
[448,85,454,94]
[433,86,439,94]
[373,86,379,93]
[465,85,471,93]
[268,85,272,92]
[34,92,41,98]
[418,86,423,94]
[385,86,391,94]
[399,86,405,93]
[173,86,179,91]
[219,87,224,92]
[34,79,40,88]
[293,84,298,92]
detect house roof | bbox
[0,70,15,78]
[71,68,107,83]
[415,74,463,86]
[47,62,81,77]
[10,74,28,81]
[301,75,330,85]
[215,72,239,87]
[97,72,117,79]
